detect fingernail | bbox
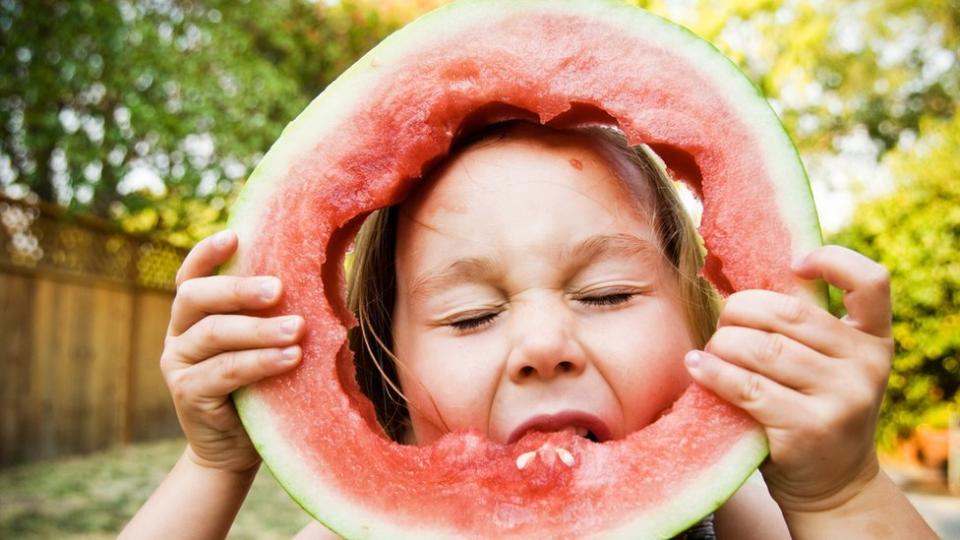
[684,350,702,369]
[259,277,280,301]
[213,230,232,248]
[280,346,300,363]
[280,316,300,336]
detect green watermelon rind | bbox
[228,0,826,537]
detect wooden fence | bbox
[0,195,188,467]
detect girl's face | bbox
[392,126,695,446]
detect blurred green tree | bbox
[634,0,958,156]
[0,0,396,245]
[830,113,960,447]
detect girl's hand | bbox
[684,245,893,513]
[160,230,304,474]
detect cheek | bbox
[395,330,504,439]
[585,302,694,429]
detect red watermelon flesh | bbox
[228,0,824,538]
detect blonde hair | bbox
[346,121,720,442]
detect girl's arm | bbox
[715,467,929,539]
[780,467,932,538]
[686,245,936,539]
[120,231,304,538]
[714,471,790,539]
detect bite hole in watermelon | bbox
[339,117,715,447]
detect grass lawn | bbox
[0,438,311,539]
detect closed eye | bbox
[449,312,499,331]
[447,291,637,331]
[577,293,635,307]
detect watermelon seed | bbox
[515,450,536,470]
[556,447,575,467]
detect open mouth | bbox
[508,412,611,444]
[514,424,603,444]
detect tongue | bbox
[534,426,587,437]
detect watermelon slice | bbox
[227,0,824,537]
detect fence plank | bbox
[0,273,35,466]
[30,276,57,462]
[90,283,133,452]
[130,290,180,441]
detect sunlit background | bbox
[1,0,957,537]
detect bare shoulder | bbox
[293,520,341,540]
[714,471,791,539]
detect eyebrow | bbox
[408,233,660,299]
[562,233,661,267]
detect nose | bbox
[506,301,587,383]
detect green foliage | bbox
[631,0,959,156]
[0,0,398,246]
[831,114,960,447]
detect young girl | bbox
[122,122,935,539]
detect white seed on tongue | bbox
[515,444,576,469]
[515,450,537,470]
